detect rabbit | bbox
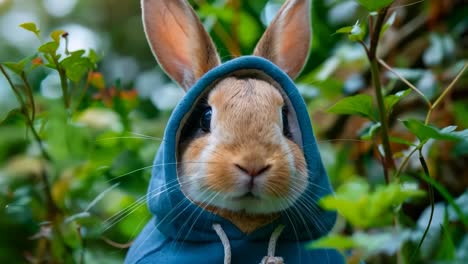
[125,0,343,263]
[143,0,311,234]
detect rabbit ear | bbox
[142,0,220,91]
[253,0,311,79]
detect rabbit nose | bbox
[234,163,271,177]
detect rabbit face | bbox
[178,77,307,214]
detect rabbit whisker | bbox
[103,176,208,232]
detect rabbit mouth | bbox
[231,192,261,201]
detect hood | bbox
[147,56,336,242]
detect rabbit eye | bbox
[200,107,212,132]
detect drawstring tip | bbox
[260,256,284,264]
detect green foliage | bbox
[336,20,367,42]
[320,179,424,228]
[0,21,152,263]
[402,119,468,143]
[309,231,412,258]
[384,89,410,115]
[328,94,377,121]
[315,1,467,263]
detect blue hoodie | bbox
[125,56,344,264]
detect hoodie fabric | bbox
[125,56,345,264]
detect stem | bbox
[358,40,370,58]
[368,7,389,60]
[0,65,26,107]
[365,6,395,181]
[410,150,434,263]
[371,60,395,178]
[51,55,70,109]
[77,225,85,264]
[20,72,36,121]
[394,146,419,179]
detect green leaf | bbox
[328,94,376,121]
[335,26,354,34]
[418,173,468,226]
[389,136,416,146]
[0,108,23,124]
[436,217,456,260]
[88,49,101,65]
[308,235,356,250]
[385,89,411,114]
[19,22,40,37]
[2,55,41,74]
[50,30,65,43]
[360,122,381,140]
[335,20,367,42]
[402,119,465,142]
[309,231,413,257]
[381,12,397,36]
[38,41,59,54]
[348,20,367,42]
[64,61,91,83]
[2,61,26,74]
[320,179,424,228]
[356,0,394,11]
[60,50,93,82]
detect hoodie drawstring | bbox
[260,225,285,264]
[213,223,232,264]
[212,224,285,264]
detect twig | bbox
[410,150,434,263]
[0,64,26,107]
[358,40,370,58]
[378,58,432,108]
[101,236,133,249]
[425,63,467,124]
[394,146,419,179]
[21,72,36,121]
[368,7,390,60]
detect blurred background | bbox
[0,0,467,263]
